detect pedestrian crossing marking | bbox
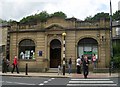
[67,78,117,87]
[71,79,110,81]
[69,81,114,84]
[67,84,117,86]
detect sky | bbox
[0,0,120,21]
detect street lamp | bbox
[62,32,66,75]
[62,32,66,58]
[109,0,113,76]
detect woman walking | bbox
[68,57,72,74]
[11,56,19,74]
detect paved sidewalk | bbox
[0,72,118,78]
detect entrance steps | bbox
[47,68,58,73]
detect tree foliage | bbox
[1,10,120,25]
[112,10,120,21]
[19,11,67,25]
[0,18,8,24]
[84,16,93,21]
[20,11,49,25]
[85,12,110,21]
[93,12,109,20]
[85,11,120,21]
[50,11,67,19]
[8,19,18,25]
[113,41,120,69]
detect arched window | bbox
[19,39,35,60]
[78,38,98,60]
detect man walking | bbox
[68,57,72,74]
[83,55,89,78]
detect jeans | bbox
[11,64,19,73]
[93,61,97,68]
[68,64,72,74]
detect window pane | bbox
[19,39,35,60]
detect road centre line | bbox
[39,78,55,85]
[5,81,36,85]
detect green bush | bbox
[112,56,120,69]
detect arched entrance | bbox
[50,39,61,68]
[77,38,98,61]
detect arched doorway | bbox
[50,39,61,68]
[77,38,98,61]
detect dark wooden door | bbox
[50,48,61,68]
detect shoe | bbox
[84,76,87,79]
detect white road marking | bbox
[48,79,52,81]
[38,78,55,85]
[6,81,12,84]
[13,82,35,85]
[12,77,22,78]
[0,81,4,83]
[44,81,48,83]
[39,83,44,85]
[69,81,114,84]
[51,78,55,80]
[67,78,117,86]
[67,84,117,86]
[71,79,110,81]
[5,81,35,85]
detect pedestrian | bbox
[63,58,66,75]
[81,55,84,62]
[92,54,97,69]
[58,63,62,75]
[83,55,89,78]
[2,58,7,73]
[11,56,19,74]
[68,56,72,74]
[76,56,82,74]
[6,59,10,72]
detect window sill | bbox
[19,59,36,61]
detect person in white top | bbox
[92,54,97,69]
[76,56,82,74]
[58,63,62,75]
[63,58,66,75]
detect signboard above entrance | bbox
[84,51,92,55]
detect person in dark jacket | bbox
[2,58,7,73]
[68,57,72,74]
[83,55,89,78]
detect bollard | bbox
[63,65,65,75]
[25,63,28,75]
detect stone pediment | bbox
[45,24,65,31]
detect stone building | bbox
[9,17,111,72]
[112,21,120,43]
[0,23,10,65]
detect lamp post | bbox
[109,0,113,76]
[62,32,66,75]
